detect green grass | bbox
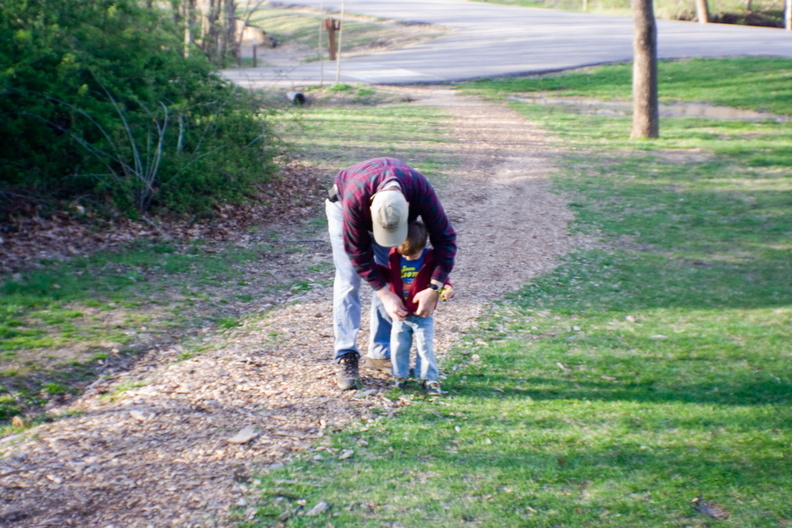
[241,58,791,527]
[274,97,455,174]
[248,8,395,51]
[0,239,323,422]
[1,242,242,354]
[466,58,792,115]
[471,0,784,24]
[244,7,445,64]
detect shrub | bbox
[0,0,277,218]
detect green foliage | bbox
[216,316,241,329]
[41,382,71,395]
[0,0,277,218]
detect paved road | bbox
[221,0,792,87]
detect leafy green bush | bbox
[0,0,277,218]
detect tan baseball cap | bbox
[370,189,409,247]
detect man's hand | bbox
[440,285,455,301]
[376,287,408,321]
[413,287,441,318]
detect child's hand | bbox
[440,285,454,301]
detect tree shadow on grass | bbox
[454,372,792,409]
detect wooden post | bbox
[323,18,340,60]
[252,37,257,67]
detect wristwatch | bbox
[428,283,441,291]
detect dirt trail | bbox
[0,87,577,527]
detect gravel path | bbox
[0,86,578,527]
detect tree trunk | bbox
[204,0,222,64]
[631,0,659,139]
[695,0,710,23]
[224,0,238,65]
[174,0,197,58]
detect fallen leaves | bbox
[129,410,148,422]
[306,500,330,516]
[338,449,355,460]
[228,425,258,444]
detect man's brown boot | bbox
[337,354,362,390]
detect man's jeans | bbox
[391,314,438,381]
[326,199,392,362]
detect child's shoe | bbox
[392,377,407,389]
[423,380,444,395]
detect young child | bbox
[380,220,453,395]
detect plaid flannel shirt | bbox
[334,158,457,291]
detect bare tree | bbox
[200,0,221,62]
[631,0,659,139]
[695,0,710,23]
[174,0,271,65]
[172,0,197,57]
[189,0,238,65]
[236,0,269,28]
[224,0,238,63]
[235,0,270,55]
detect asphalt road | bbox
[221,0,792,87]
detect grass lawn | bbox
[273,93,453,172]
[0,241,278,422]
[240,58,792,527]
[239,6,446,66]
[471,0,785,25]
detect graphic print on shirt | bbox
[399,249,427,301]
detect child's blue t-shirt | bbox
[399,248,427,301]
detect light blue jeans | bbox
[391,314,438,381]
[326,199,392,362]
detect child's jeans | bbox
[391,314,438,381]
